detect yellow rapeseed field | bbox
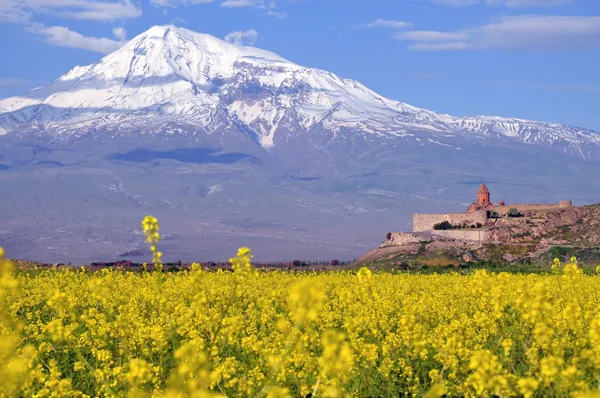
[2,218,600,397]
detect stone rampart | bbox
[413,210,487,232]
[492,202,572,215]
[413,214,445,233]
[446,211,488,227]
[431,230,488,242]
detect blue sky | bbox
[0,0,599,130]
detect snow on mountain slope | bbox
[0,26,296,112]
[0,25,599,154]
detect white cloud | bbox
[433,0,573,6]
[150,0,177,6]
[221,0,275,8]
[354,19,412,30]
[1,0,141,21]
[224,29,258,45]
[0,0,29,22]
[149,0,282,12]
[266,10,286,18]
[151,0,277,8]
[396,30,468,42]
[396,15,600,51]
[150,0,215,7]
[0,1,135,53]
[112,26,126,40]
[29,23,125,53]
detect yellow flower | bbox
[540,356,564,382]
[142,215,162,271]
[356,267,372,283]
[126,358,154,386]
[501,338,512,354]
[288,279,325,326]
[428,369,440,382]
[517,377,539,398]
[424,383,447,398]
[319,330,354,388]
[563,262,582,278]
[4,244,600,397]
[266,386,291,398]
[229,247,255,276]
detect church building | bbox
[466,181,505,213]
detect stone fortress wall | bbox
[413,210,487,233]
[381,230,489,247]
[491,201,572,215]
[430,230,488,242]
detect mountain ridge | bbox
[1,25,599,157]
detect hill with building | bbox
[356,183,600,267]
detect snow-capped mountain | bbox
[1,25,598,156]
[0,25,599,264]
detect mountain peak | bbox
[0,25,598,156]
[0,26,301,115]
[144,24,180,36]
[132,24,228,51]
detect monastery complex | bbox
[383,182,573,246]
[413,182,572,233]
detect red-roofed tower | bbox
[477,181,490,204]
